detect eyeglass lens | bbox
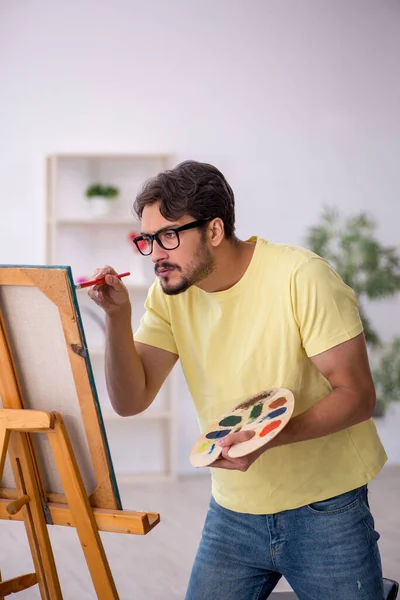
[139,229,180,255]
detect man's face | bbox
[141,203,215,295]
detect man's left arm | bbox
[272,331,376,444]
[213,256,376,471]
[214,332,375,471]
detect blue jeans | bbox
[185,485,384,600]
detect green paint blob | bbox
[219,415,242,427]
[248,403,263,423]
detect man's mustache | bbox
[155,262,181,274]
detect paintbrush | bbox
[75,271,131,289]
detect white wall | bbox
[1,0,400,473]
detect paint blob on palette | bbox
[189,388,295,468]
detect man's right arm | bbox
[88,265,178,417]
[105,307,178,416]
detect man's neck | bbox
[196,239,257,293]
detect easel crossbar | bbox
[0,572,37,597]
[0,498,160,535]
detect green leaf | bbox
[305,206,400,302]
[373,337,400,403]
[305,206,400,413]
[85,183,119,199]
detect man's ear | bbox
[208,218,225,247]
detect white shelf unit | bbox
[45,153,179,481]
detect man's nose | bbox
[151,240,169,262]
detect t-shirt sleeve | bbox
[134,281,178,355]
[291,257,364,357]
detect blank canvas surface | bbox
[0,284,97,494]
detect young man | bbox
[89,160,387,600]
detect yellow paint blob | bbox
[197,441,211,453]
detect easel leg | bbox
[0,314,63,599]
[0,569,4,600]
[0,424,10,478]
[9,432,63,600]
[48,414,119,600]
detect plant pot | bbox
[88,197,112,218]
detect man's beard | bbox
[155,245,215,296]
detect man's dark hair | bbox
[133,160,236,239]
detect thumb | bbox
[218,429,255,448]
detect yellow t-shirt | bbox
[134,237,387,514]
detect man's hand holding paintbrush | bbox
[84,267,131,315]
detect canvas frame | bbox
[0,265,121,510]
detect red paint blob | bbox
[259,419,281,437]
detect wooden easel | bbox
[0,409,160,599]
[0,272,160,599]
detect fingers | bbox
[211,458,243,470]
[211,441,263,472]
[87,266,115,303]
[87,266,119,297]
[211,451,249,472]
[92,265,117,279]
[103,273,126,291]
[87,286,103,304]
[88,265,116,285]
[87,265,130,314]
[217,429,256,448]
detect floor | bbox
[0,466,399,599]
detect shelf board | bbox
[50,153,171,160]
[100,406,173,421]
[51,218,137,226]
[115,472,178,484]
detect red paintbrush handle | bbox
[76,271,130,289]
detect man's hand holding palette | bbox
[190,388,295,468]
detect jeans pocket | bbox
[358,488,381,546]
[305,486,364,515]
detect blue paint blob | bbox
[206,429,231,439]
[257,406,288,424]
[267,407,287,419]
[258,415,270,424]
[208,443,216,454]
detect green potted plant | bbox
[372,337,400,417]
[305,206,400,416]
[85,183,119,217]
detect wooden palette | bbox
[190,388,294,467]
